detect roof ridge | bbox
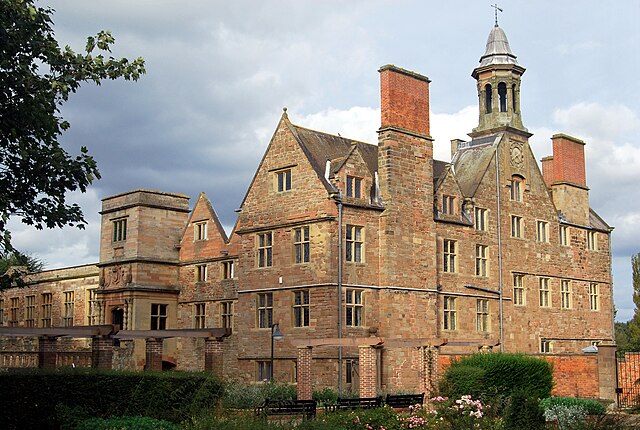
[290,122,377,148]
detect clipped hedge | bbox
[439,353,553,400]
[0,368,224,430]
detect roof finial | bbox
[282,106,288,119]
[491,3,503,27]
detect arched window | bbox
[511,84,517,112]
[498,82,507,112]
[485,84,492,114]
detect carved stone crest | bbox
[510,140,525,169]
[99,265,132,289]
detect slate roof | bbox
[288,123,378,193]
[589,208,613,232]
[451,134,501,197]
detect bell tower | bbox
[470,23,527,137]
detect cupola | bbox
[470,24,528,136]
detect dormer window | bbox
[346,176,362,198]
[442,195,455,215]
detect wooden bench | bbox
[326,396,383,411]
[385,393,425,409]
[255,399,317,420]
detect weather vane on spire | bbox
[491,3,503,27]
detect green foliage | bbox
[539,397,606,416]
[618,253,640,353]
[222,380,297,409]
[0,251,45,288]
[183,412,288,430]
[76,416,180,430]
[312,387,339,406]
[0,368,223,430]
[439,353,553,401]
[503,390,545,430]
[0,0,145,258]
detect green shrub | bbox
[439,353,553,401]
[76,416,180,430]
[0,368,223,430]
[222,380,297,409]
[503,390,545,430]
[313,387,338,406]
[182,412,286,430]
[539,397,606,416]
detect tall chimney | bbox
[543,134,589,225]
[379,65,430,136]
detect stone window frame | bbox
[221,301,233,329]
[275,168,292,193]
[292,289,310,328]
[539,278,551,308]
[345,359,358,385]
[257,292,273,329]
[475,244,489,277]
[150,303,168,330]
[513,274,525,306]
[345,288,364,327]
[25,295,36,328]
[346,175,362,199]
[589,283,600,311]
[536,220,549,243]
[587,231,598,251]
[86,288,99,325]
[509,177,523,202]
[345,225,364,263]
[510,215,523,238]
[194,220,208,241]
[0,299,4,326]
[112,217,128,242]
[193,302,206,329]
[9,297,19,327]
[257,232,273,268]
[293,226,310,264]
[443,296,457,331]
[221,260,234,280]
[196,263,207,282]
[41,293,52,328]
[540,339,552,354]
[257,360,272,382]
[560,280,572,310]
[474,207,488,232]
[476,299,489,333]
[442,195,455,215]
[443,239,457,273]
[62,290,74,327]
[559,225,569,246]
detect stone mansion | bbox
[0,23,614,396]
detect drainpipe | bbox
[335,194,344,395]
[495,143,505,352]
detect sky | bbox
[7,1,640,321]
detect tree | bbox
[617,252,640,352]
[0,251,44,289]
[0,0,145,257]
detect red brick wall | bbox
[551,134,586,187]
[379,65,430,136]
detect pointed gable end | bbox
[179,192,229,261]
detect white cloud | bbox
[431,106,477,162]
[294,107,379,144]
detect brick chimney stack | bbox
[541,134,590,226]
[550,134,587,186]
[379,65,431,136]
[376,65,436,305]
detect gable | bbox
[179,193,229,261]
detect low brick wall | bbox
[439,353,602,399]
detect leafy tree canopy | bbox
[616,252,640,353]
[0,251,44,289]
[0,0,145,258]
